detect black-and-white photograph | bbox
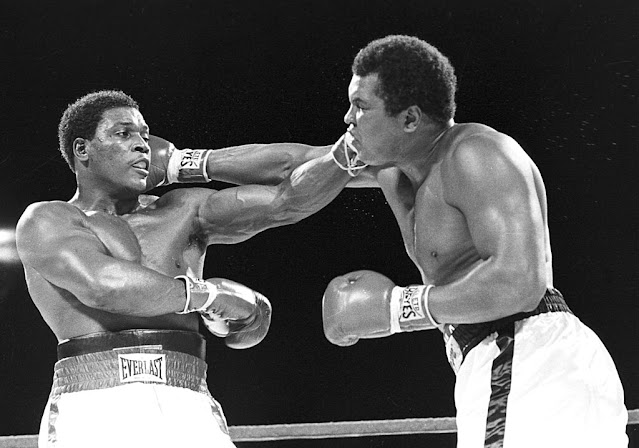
[1,1,637,447]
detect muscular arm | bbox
[429,133,548,324]
[204,142,330,186]
[148,134,378,188]
[196,150,355,244]
[16,202,187,317]
[203,141,379,187]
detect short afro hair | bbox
[58,90,139,172]
[352,35,457,123]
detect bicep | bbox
[16,204,114,295]
[445,142,545,266]
[197,185,287,243]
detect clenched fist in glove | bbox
[175,275,271,349]
[322,270,439,346]
[147,135,212,189]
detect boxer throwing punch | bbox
[16,90,355,448]
[321,35,628,447]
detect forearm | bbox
[426,259,546,325]
[276,151,352,221]
[148,134,379,189]
[78,260,188,317]
[204,143,331,186]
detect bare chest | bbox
[382,175,478,284]
[83,203,204,276]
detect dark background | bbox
[0,0,637,446]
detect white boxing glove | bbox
[176,276,272,349]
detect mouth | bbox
[131,158,150,175]
[345,130,361,150]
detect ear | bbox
[73,137,89,162]
[401,105,422,133]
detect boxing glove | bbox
[176,276,272,349]
[322,270,396,346]
[222,290,271,349]
[322,270,440,346]
[147,135,212,188]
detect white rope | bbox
[0,410,636,446]
[230,416,457,441]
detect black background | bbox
[0,1,637,446]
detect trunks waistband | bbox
[51,348,209,394]
[57,329,206,361]
[443,288,571,373]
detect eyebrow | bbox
[114,121,149,132]
[352,97,369,106]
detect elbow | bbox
[518,257,548,312]
[82,265,127,311]
[499,263,547,314]
[519,275,547,313]
[267,152,296,185]
[270,189,317,226]
[271,206,309,227]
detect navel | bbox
[430,251,438,258]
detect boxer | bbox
[319,35,628,447]
[16,90,357,447]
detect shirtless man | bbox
[15,90,354,448]
[321,35,628,447]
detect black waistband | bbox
[447,288,571,360]
[57,329,207,361]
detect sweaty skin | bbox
[17,107,350,341]
[344,73,552,327]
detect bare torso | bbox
[377,123,553,290]
[22,189,210,340]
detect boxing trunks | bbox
[442,289,628,447]
[38,329,235,448]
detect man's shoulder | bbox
[16,201,85,251]
[449,123,509,148]
[445,123,522,168]
[441,123,534,197]
[146,187,219,213]
[150,186,216,202]
[19,200,81,224]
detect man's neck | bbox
[394,120,455,188]
[69,187,142,216]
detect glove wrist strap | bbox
[390,285,439,333]
[175,275,218,314]
[166,149,213,184]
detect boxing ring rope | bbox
[0,409,637,446]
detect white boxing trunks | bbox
[444,289,628,448]
[39,329,235,448]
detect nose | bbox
[344,104,355,126]
[133,136,150,154]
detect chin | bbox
[123,181,147,196]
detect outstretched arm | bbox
[205,142,331,186]
[194,143,357,244]
[147,135,378,190]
